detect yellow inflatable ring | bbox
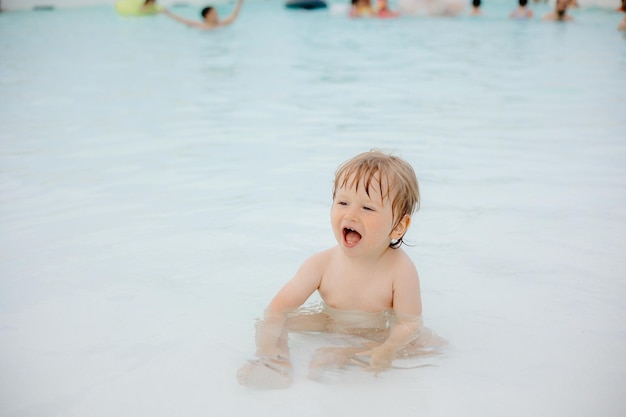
[115,0,163,16]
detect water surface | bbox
[1,3,625,417]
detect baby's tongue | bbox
[345,230,361,246]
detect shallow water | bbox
[1,2,626,417]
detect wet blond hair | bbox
[332,149,420,248]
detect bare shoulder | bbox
[389,248,419,277]
[268,248,334,312]
[384,247,420,291]
[390,248,422,315]
[295,247,334,277]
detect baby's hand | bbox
[356,344,394,373]
[369,345,394,370]
[255,346,289,363]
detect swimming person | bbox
[509,0,534,19]
[237,150,445,389]
[469,0,482,15]
[141,0,156,11]
[376,0,400,17]
[350,0,374,17]
[543,0,573,21]
[162,0,244,30]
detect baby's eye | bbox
[337,201,348,206]
[363,206,374,211]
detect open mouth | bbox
[343,227,362,247]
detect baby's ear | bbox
[391,215,411,239]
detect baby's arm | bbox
[363,257,423,370]
[255,251,328,359]
[365,316,423,370]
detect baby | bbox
[238,149,442,388]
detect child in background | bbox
[509,0,534,19]
[237,149,445,389]
[543,0,573,21]
[141,0,158,12]
[350,0,374,17]
[469,0,482,15]
[163,0,244,30]
[377,0,400,17]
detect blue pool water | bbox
[1,2,625,416]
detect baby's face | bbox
[330,175,397,256]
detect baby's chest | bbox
[318,271,394,311]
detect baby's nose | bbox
[345,207,359,221]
